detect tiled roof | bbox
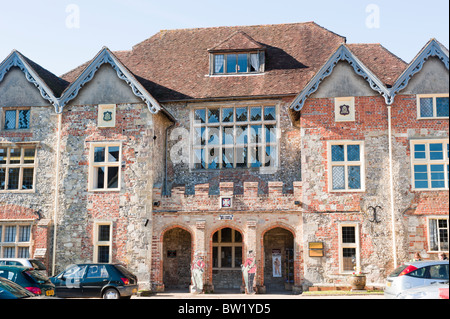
[62,22,409,102]
[208,31,266,52]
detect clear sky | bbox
[1,0,449,76]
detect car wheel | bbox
[102,288,120,299]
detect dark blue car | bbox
[51,263,138,299]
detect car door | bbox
[82,265,110,298]
[53,265,87,298]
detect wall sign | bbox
[220,196,233,209]
[335,97,355,122]
[309,242,324,257]
[98,104,116,127]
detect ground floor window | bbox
[339,223,360,274]
[0,223,32,258]
[428,217,449,252]
[212,228,242,269]
[93,222,112,263]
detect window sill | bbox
[88,188,121,193]
[206,72,264,78]
[0,189,35,194]
[411,188,449,192]
[416,117,449,120]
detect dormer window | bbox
[209,31,266,76]
[213,52,261,74]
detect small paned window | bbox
[428,218,449,252]
[192,106,277,170]
[417,94,449,119]
[0,146,36,191]
[3,108,31,130]
[411,140,449,190]
[213,52,261,74]
[0,224,32,258]
[339,224,360,274]
[329,142,364,191]
[93,223,112,263]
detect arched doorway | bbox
[163,227,192,291]
[263,227,294,292]
[211,227,243,291]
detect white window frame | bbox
[93,221,113,263]
[88,142,122,192]
[338,223,360,274]
[327,141,365,192]
[190,104,279,171]
[417,94,449,119]
[427,216,449,253]
[212,52,263,75]
[0,222,33,258]
[0,144,37,193]
[410,139,449,191]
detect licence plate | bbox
[46,290,55,296]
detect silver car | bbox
[385,260,449,299]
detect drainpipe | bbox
[387,105,398,268]
[51,112,62,276]
[164,122,176,195]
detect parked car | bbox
[0,277,36,299]
[385,260,449,299]
[396,281,449,299]
[0,265,55,297]
[51,263,138,299]
[0,258,48,276]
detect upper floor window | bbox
[411,139,449,190]
[0,145,36,191]
[328,141,365,192]
[417,94,449,119]
[3,108,31,130]
[213,52,262,75]
[89,143,121,191]
[192,105,277,170]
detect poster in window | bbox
[272,249,282,277]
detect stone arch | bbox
[209,224,245,291]
[161,225,194,291]
[261,224,296,292]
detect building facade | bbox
[0,22,448,293]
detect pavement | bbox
[132,289,385,299]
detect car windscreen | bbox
[389,264,409,277]
[29,260,47,271]
[24,270,52,284]
[0,278,34,298]
[114,265,135,278]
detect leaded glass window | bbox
[329,142,364,191]
[192,106,277,170]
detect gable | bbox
[399,57,449,95]
[59,47,165,116]
[0,67,51,107]
[290,44,392,111]
[0,51,61,109]
[390,39,449,99]
[309,61,379,98]
[66,63,142,106]
[208,31,265,52]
